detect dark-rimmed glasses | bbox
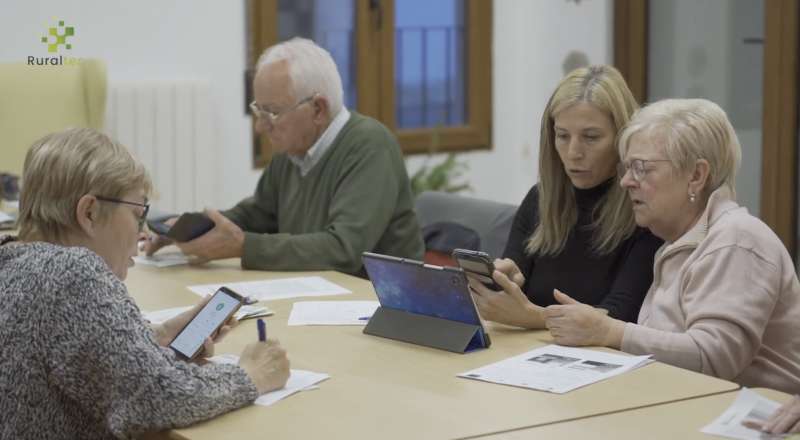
[95,195,149,232]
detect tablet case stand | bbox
[363,306,485,353]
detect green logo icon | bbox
[40,20,74,53]
[216,303,225,311]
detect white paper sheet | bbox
[0,211,13,223]
[142,304,273,325]
[701,388,789,439]
[287,300,379,326]
[133,251,190,268]
[188,276,351,302]
[208,354,329,407]
[458,344,653,394]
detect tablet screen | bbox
[363,254,482,327]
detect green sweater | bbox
[223,112,424,275]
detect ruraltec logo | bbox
[28,19,83,66]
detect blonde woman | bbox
[543,99,800,396]
[470,66,662,328]
[0,128,290,438]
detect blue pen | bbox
[257,318,267,342]
[357,316,372,321]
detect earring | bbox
[689,192,696,203]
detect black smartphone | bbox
[166,212,215,242]
[452,248,501,290]
[169,286,244,360]
[146,219,171,236]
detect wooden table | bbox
[126,259,739,440]
[473,388,796,439]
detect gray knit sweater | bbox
[0,241,259,439]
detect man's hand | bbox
[141,217,178,256]
[240,340,291,394]
[469,268,544,329]
[176,209,245,264]
[542,289,624,348]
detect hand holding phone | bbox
[452,249,502,290]
[147,219,172,236]
[165,212,215,242]
[169,287,244,360]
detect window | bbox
[247,0,492,166]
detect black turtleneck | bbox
[502,180,663,322]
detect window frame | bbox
[613,0,799,257]
[246,0,493,165]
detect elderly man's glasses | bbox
[95,195,149,232]
[618,159,671,182]
[249,94,316,123]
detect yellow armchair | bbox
[0,59,106,175]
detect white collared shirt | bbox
[288,107,351,176]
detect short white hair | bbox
[618,98,742,197]
[257,37,344,115]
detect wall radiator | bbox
[105,80,216,214]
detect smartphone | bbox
[166,212,215,242]
[452,248,501,290]
[146,219,171,236]
[169,286,244,360]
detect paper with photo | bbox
[133,251,190,268]
[701,388,789,439]
[288,300,379,326]
[142,304,273,325]
[188,276,351,302]
[458,344,653,394]
[208,354,329,407]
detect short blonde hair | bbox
[618,98,741,198]
[528,65,639,256]
[18,128,152,242]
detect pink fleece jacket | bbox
[622,186,800,393]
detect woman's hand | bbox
[493,258,526,287]
[542,289,624,348]
[240,340,291,394]
[742,395,800,434]
[151,296,238,360]
[469,268,544,329]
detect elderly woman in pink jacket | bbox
[542,98,800,400]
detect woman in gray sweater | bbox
[0,128,290,439]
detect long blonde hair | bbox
[526,65,638,256]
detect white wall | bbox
[0,0,261,211]
[647,0,763,217]
[1,0,613,209]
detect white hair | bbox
[256,37,344,115]
[619,98,742,198]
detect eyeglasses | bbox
[94,195,149,232]
[618,159,671,182]
[249,94,316,123]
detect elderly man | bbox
[147,38,423,275]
